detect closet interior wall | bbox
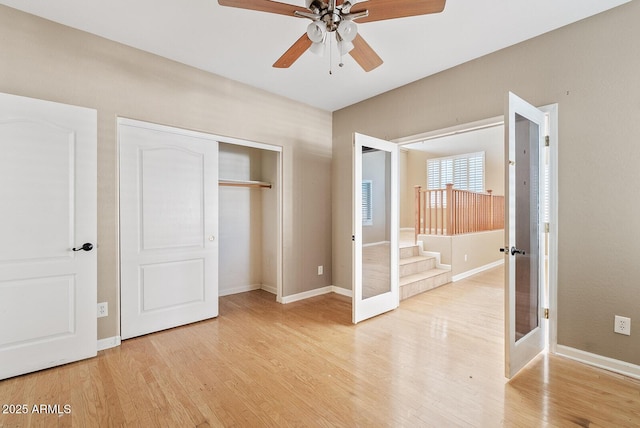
[218,142,278,296]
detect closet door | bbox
[119,119,218,339]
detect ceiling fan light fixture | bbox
[306,21,326,43]
[337,39,354,55]
[309,41,326,56]
[337,19,357,43]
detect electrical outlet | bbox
[614,315,631,336]
[317,265,323,275]
[97,302,108,318]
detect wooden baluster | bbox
[488,190,493,231]
[446,184,453,236]
[414,186,421,242]
[425,189,429,235]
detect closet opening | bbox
[218,141,282,301]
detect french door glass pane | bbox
[514,113,540,341]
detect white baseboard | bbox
[219,283,262,297]
[332,286,352,298]
[555,345,640,380]
[363,240,390,248]
[97,336,121,351]
[281,285,352,304]
[452,259,504,282]
[261,284,277,295]
[416,240,451,271]
[281,286,333,304]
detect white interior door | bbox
[504,92,547,378]
[119,119,218,340]
[353,133,399,323]
[0,93,97,380]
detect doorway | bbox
[394,101,558,378]
[218,142,282,299]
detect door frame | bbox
[394,107,558,355]
[117,118,283,338]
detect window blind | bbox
[362,180,373,226]
[427,152,485,192]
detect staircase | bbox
[399,244,451,300]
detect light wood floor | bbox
[1,267,640,427]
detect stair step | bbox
[400,268,451,300]
[399,255,436,276]
[399,255,434,265]
[399,245,419,259]
[399,269,449,286]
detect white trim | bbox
[117,117,283,153]
[97,336,121,351]
[555,345,640,380]
[261,284,277,295]
[280,286,353,304]
[415,240,450,271]
[452,259,504,282]
[540,103,559,354]
[394,115,504,146]
[363,240,390,247]
[332,286,352,298]
[281,286,334,304]
[219,284,263,297]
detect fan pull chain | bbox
[329,34,333,75]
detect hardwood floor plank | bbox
[1,266,639,426]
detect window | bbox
[362,180,373,226]
[427,152,485,192]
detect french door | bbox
[353,133,399,323]
[119,119,218,339]
[0,93,97,380]
[504,92,548,378]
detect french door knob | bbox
[72,243,94,252]
[510,246,525,256]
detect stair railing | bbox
[414,184,504,241]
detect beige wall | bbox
[333,2,640,365]
[419,230,504,277]
[0,5,333,340]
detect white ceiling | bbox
[0,0,629,112]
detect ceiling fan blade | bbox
[351,0,446,23]
[349,34,383,72]
[273,34,313,68]
[218,0,308,17]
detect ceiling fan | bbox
[217,0,446,72]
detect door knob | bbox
[510,246,525,256]
[72,243,94,252]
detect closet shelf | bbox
[219,179,272,189]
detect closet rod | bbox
[219,179,272,189]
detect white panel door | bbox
[504,92,547,378]
[119,119,218,339]
[0,93,97,380]
[353,133,399,323]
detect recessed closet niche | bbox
[218,142,279,297]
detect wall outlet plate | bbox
[97,302,108,318]
[614,315,631,336]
